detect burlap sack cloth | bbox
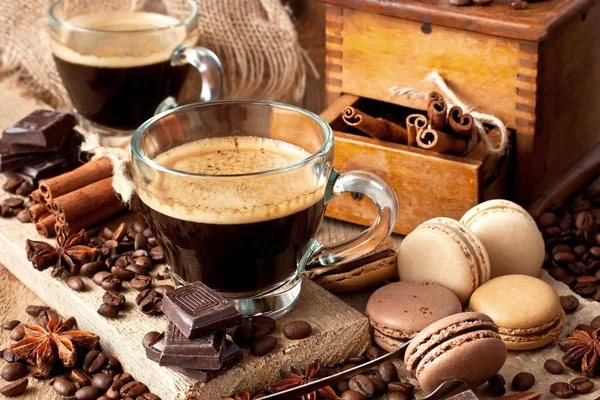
[0,0,307,110]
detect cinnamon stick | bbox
[29,203,48,222]
[406,114,428,147]
[416,128,468,155]
[35,213,57,238]
[448,106,474,138]
[51,177,123,224]
[427,92,447,131]
[342,107,408,144]
[29,189,45,204]
[39,158,114,202]
[59,201,127,236]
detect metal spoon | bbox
[258,340,468,400]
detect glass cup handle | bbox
[300,169,399,272]
[155,44,224,114]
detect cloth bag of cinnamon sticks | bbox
[0,0,307,109]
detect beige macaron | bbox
[469,274,565,350]
[398,217,490,305]
[460,199,544,278]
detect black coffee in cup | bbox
[50,11,195,130]
[137,136,326,295]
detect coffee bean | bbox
[282,320,312,340]
[101,291,125,309]
[136,289,163,315]
[132,250,149,259]
[570,377,594,394]
[66,276,85,291]
[92,372,114,391]
[15,209,30,223]
[251,336,277,356]
[154,285,174,295]
[577,275,599,284]
[37,309,58,327]
[2,320,20,330]
[552,244,573,255]
[591,316,600,330]
[131,275,152,291]
[149,246,164,262]
[112,223,129,241]
[3,198,23,208]
[133,220,147,233]
[2,350,16,363]
[576,324,594,335]
[120,381,148,397]
[114,256,130,269]
[0,378,28,397]
[98,304,120,318]
[560,275,576,286]
[574,244,589,257]
[560,295,579,313]
[251,316,276,330]
[512,372,535,391]
[544,359,564,374]
[147,237,158,247]
[539,213,559,228]
[554,252,576,264]
[349,374,375,398]
[574,282,596,296]
[368,376,386,394]
[134,256,153,270]
[253,326,272,340]
[52,378,77,396]
[69,368,90,386]
[387,393,411,400]
[1,363,28,381]
[25,305,49,317]
[79,261,104,277]
[93,271,111,285]
[75,386,103,400]
[83,350,107,373]
[134,233,147,251]
[142,331,161,348]
[488,374,506,396]
[377,361,398,383]
[387,382,414,394]
[335,381,350,395]
[550,382,575,398]
[576,212,594,230]
[9,325,24,341]
[106,356,121,372]
[126,264,148,276]
[365,346,384,360]
[3,176,24,193]
[345,356,369,365]
[15,181,32,197]
[341,390,366,400]
[101,274,122,291]
[111,266,136,281]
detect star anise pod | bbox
[26,229,97,277]
[7,317,99,377]
[268,360,340,400]
[557,327,600,376]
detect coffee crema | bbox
[139,136,325,225]
[137,136,327,293]
[51,11,196,129]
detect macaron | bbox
[404,312,507,394]
[366,281,462,351]
[307,238,398,293]
[397,217,490,305]
[460,199,544,278]
[469,274,565,350]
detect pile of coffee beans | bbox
[1,306,161,399]
[233,316,279,357]
[485,372,535,397]
[550,377,594,398]
[61,220,171,318]
[538,180,600,300]
[0,197,31,222]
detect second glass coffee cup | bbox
[131,101,398,316]
[48,0,222,136]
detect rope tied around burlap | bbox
[389,71,509,157]
[80,134,135,204]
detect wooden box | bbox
[320,0,599,210]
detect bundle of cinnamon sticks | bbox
[341,92,476,156]
[28,158,126,237]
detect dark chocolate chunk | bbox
[2,110,76,148]
[144,332,241,384]
[159,323,226,370]
[162,281,241,339]
[21,157,80,184]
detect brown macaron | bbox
[366,281,462,351]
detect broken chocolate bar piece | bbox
[145,332,242,383]
[162,281,241,339]
[21,158,81,184]
[159,323,226,370]
[2,110,76,148]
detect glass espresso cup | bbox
[131,101,398,316]
[48,0,222,136]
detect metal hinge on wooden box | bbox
[319,0,598,235]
